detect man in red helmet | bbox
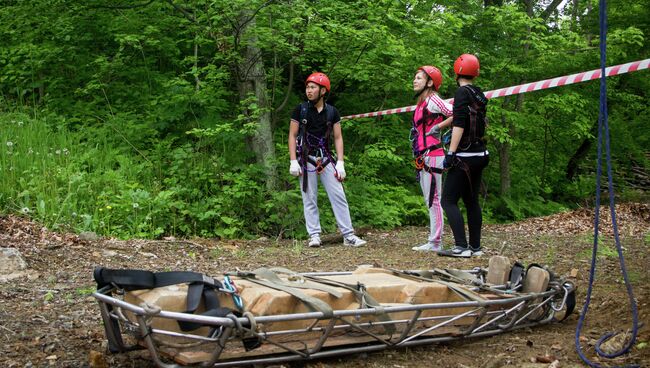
[287,72,367,248]
[410,66,453,252]
[439,54,489,258]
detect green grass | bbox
[210,247,224,259]
[0,112,157,237]
[292,239,304,255]
[576,244,619,259]
[544,246,557,265]
[234,248,249,259]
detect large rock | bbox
[0,247,27,274]
[0,247,36,283]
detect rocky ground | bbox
[0,203,649,368]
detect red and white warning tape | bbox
[342,58,650,120]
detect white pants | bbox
[301,156,354,237]
[420,156,444,245]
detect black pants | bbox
[441,155,489,250]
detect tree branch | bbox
[274,61,293,113]
[540,0,564,20]
[162,0,198,24]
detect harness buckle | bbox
[414,156,425,170]
[315,157,324,174]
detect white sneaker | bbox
[412,243,441,252]
[450,246,472,258]
[343,235,367,247]
[308,235,321,247]
[471,248,484,257]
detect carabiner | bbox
[414,156,425,170]
[223,275,244,311]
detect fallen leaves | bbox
[494,203,650,237]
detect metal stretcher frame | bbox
[93,269,575,368]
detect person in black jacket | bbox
[440,54,489,258]
[287,72,367,248]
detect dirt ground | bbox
[1,203,649,368]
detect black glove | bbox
[443,152,456,169]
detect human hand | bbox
[335,160,346,181]
[289,160,302,176]
[443,152,456,169]
[426,124,441,137]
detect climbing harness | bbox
[296,101,341,191]
[574,1,640,366]
[457,84,488,151]
[411,98,446,207]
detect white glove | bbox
[289,160,301,176]
[335,160,346,181]
[426,124,441,137]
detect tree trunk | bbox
[566,120,598,180]
[236,11,278,190]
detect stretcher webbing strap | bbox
[239,268,339,318]
[260,267,344,298]
[437,268,482,285]
[302,275,396,335]
[302,275,382,309]
[388,268,486,304]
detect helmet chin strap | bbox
[308,90,325,104]
[415,77,434,99]
[414,82,432,99]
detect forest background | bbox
[0,0,648,240]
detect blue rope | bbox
[574,0,640,366]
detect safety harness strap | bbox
[298,102,336,192]
[459,85,488,150]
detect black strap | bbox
[561,286,576,321]
[94,267,231,332]
[429,173,436,208]
[508,262,525,290]
[459,85,487,149]
[414,142,443,156]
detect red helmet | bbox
[305,72,331,92]
[453,54,480,77]
[418,65,443,91]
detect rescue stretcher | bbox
[92,256,576,367]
